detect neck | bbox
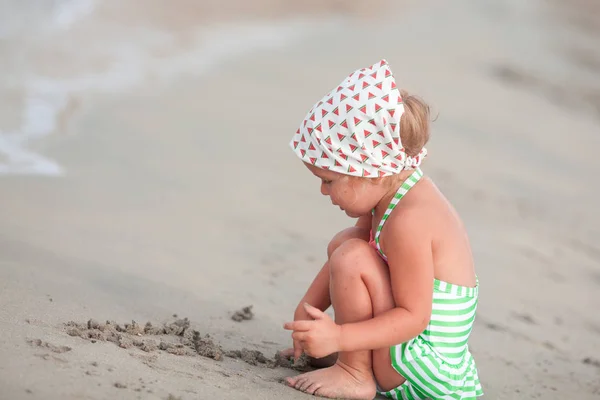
[372,169,416,218]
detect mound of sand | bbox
[64,316,312,371]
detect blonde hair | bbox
[399,89,431,157]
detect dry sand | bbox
[0,0,599,399]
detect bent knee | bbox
[329,238,375,277]
[327,227,370,258]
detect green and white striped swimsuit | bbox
[371,168,483,400]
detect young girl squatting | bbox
[283,59,483,400]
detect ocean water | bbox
[1,0,598,177]
[0,0,95,175]
[0,0,343,176]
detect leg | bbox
[327,226,370,258]
[302,227,370,369]
[286,239,405,398]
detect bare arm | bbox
[295,262,331,318]
[339,211,434,351]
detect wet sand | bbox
[0,0,599,399]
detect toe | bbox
[298,378,314,392]
[294,377,308,390]
[305,382,322,395]
[288,372,307,387]
[314,387,324,397]
[285,377,297,387]
[289,372,308,388]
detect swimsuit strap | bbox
[373,168,423,259]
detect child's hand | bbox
[281,306,310,361]
[280,340,304,361]
[290,303,313,360]
[283,303,342,359]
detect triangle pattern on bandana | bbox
[289,59,427,177]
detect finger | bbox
[291,332,308,341]
[303,303,325,320]
[283,320,313,331]
[280,348,294,358]
[293,344,302,361]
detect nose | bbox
[320,182,329,196]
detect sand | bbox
[60,315,310,369]
[0,0,599,399]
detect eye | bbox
[321,179,332,185]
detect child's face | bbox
[304,163,384,218]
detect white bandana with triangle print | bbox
[289,59,427,178]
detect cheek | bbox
[331,181,373,211]
[329,186,343,202]
[346,184,374,209]
[323,184,343,204]
[333,184,359,207]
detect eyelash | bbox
[322,180,332,184]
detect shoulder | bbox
[387,204,431,239]
[386,177,442,236]
[379,202,433,258]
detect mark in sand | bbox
[63,315,313,372]
[582,357,600,369]
[65,317,219,359]
[27,338,71,353]
[231,305,254,322]
[511,312,537,325]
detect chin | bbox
[344,210,361,218]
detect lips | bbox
[331,202,343,210]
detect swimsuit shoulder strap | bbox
[374,168,423,259]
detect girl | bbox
[282,59,483,400]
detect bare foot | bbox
[285,361,376,399]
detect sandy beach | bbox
[0,0,599,399]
